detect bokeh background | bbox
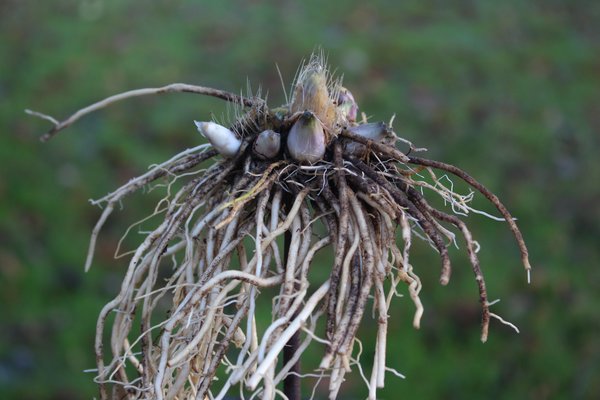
[1,1,599,399]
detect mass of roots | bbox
[82,109,530,400]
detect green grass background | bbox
[1,1,599,398]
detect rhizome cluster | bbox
[29,53,530,400]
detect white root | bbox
[247,280,331,390]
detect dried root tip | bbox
[252,129,281,160]
[194,121,241,157]
[337,86,358,123]
[287,111,326,163]
[439,260,451,286]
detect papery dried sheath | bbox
[290,64,337,128]
[287,111,326,163]
[194,121,241,157]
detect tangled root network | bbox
[30,53,531,400]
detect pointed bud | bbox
[253,129,281,160]
[349,122,389,140]
[337,87,358,122]
[194,121,241,157]
[287,111,326,163]
[344,122,395,156]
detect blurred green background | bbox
[1,1,599,399]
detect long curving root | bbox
[29,52,530,400]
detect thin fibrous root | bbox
[28,84,262,142]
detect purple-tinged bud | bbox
[337,87,358,122]
[287,111,326,163]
